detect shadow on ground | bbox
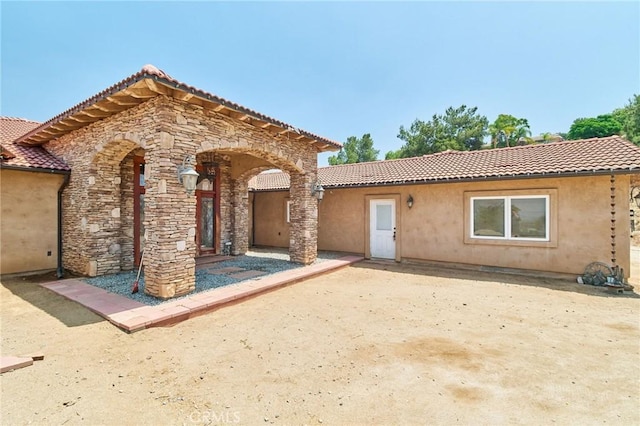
[354,260,640,299]
[1,271,104,328]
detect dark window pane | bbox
[473,199,505,237]
[511,198,546,239]
[200,197,214,248]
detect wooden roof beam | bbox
[122,87,158,99]
[106,95,140,106]
[173,91,194,101]
[78,110,110,119]
[50,123,76,132]
[144,78,173,96]
[66,115,91,124]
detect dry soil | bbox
[1,259,639,425]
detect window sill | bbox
[464,236,557,248]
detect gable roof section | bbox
[1,117,70,172]
[15,65,341,153]
[250,136,640,190]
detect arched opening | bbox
[196,148,315,260]
[84,138,144,275]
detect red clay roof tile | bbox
[1,117,70,171]
[16,64,341,151]
[249,136,640,190]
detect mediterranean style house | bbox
[249,136,640,278]
[1,65,340,298]
[2,65,639,299]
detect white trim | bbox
[470,195,549,242]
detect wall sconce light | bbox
[198,161,218,185]
[407,194,414,209]
[177,155,199,195]
[632,187,640,208]
[312,182,325,201]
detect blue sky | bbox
[2,1,638,166]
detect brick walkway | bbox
[40,255,363,333]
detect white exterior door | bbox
[370,199,396,259]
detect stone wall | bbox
[44,93,320,298]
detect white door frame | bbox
[365,194,401,261]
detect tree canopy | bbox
[614,94,640,145]
[328,133,379,165]
[566,114,622,140]
[386,105,488,159]
[489,114,532,148]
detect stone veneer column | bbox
[289,172,318,264]
[232,178,250,255]
[143,128,198,299]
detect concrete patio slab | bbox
[228,270,266,280]
[205,266,245,274]
[40,255,363,332]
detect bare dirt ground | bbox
[1,257,639,425]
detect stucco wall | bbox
[253,191,290,248]
[253,174,633,276]
[1,169,64,274]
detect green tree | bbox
[566,114,622,140]
[328,133,379,165]
[540,132,554,143]
[613,94,640,145]
[388,105,488,158]
[489,114,532,148]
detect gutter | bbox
[0,164,70,175]
[248,168,640,192]
[56,173,71,278]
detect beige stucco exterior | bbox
[0,169,65,274]
[253,174,633,277]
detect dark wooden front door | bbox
[195,164,220,255]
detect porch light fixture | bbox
[632,187,640,208]
[202,162,217,182]
[177,155,199,195]
[312,182,325,201]
[407,194,414,209]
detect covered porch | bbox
[15,65,341,299]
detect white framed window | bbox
[471,195,549,241]
[286,200,292,223]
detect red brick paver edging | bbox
[40,255,363,332]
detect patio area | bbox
[40,250,363,332]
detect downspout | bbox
[57,173,71,278]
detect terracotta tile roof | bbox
[250,171,292,191]
[1,117,70,172]
[249,136,640,190]
[16,64,341,152]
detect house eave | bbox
[16,68,341,153]
[0,163,71,175]
[249,167,640,192]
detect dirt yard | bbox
[1,260,639,425]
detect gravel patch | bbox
[84,250,346,306]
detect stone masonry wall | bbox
[44,92,320,297]
[289,172,318,264]
[46,97,159,276]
